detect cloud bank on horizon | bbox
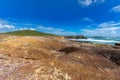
[81,21,120,37]
[0,19,77,36]
[0,0,120,37]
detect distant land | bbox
[0,30,88,39]
[0,30,56,36]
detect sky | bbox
[0,0,120,37]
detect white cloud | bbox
[29,28,35,30]
[97,21,120,27]
[78,0,93,6]
[13,27,36,31]
[18,27,28,30]
[82,17,93,22]
[49,31,77,36]
[37,26,77,36]
[0,19,36,33]
[81,21,120,37]
[0,18,77,35]
[0,24,14,29]
[0,19,14,29]
[37,26,64,31]
[110,5,120,13]
[0,18,78,36]
[78,0,105,7]
[0,19,15,33]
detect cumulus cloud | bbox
[0,19,15,33]
[0,24,14,29]
[78,0,105,7]
[81,21,120,37]
[110,5,120,13]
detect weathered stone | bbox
[0,35,120,80]
[64,35,87,39]
[115,43,120,46]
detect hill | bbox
[2,30,56,36]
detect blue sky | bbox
[0,0,120,37]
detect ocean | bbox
[69,37,120,45]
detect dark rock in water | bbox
[115,43,120,46]
[75,41,92,44]
[64,35,87,39]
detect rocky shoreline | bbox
[0,35,120,80]
[64,35,87,39]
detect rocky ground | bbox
[0,35,120,80]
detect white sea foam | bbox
[83,38,118,42]
[69,38,120,45]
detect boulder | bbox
[64,35,87,39]
[115,43,120,46]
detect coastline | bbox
[69,38,120,45]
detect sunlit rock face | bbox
[0,35,120,80]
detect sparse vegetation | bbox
[2,30,56,36]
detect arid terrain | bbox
[0,34,120,80]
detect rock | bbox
[58,47,79,54]
[112,46,120,49]
[75,41,92,44]
[0,36,120,80]
[97,49,120,65]
[64,35,87,39]
[115,43,120,46]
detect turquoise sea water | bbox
[70,37,120,45]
